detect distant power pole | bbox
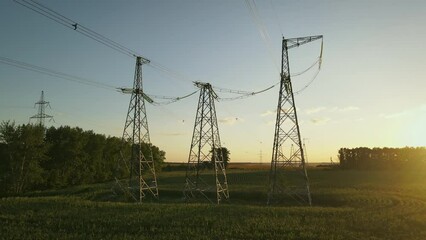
[116,56,159,203]
[268,35,322,206]
[303,138,309,164]
[30,90,53,126]
[183,81,229,204]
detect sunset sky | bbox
[0,0,425,163]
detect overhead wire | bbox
[14,0,194,84]
[244,0,280,72]
[294,69,321,95]
[14,0,324,104]
[0,56,117,91]
[14,0,139,58]
[215,82,280,101]
[268,0,283,36]
[147,90,199,106]
[30,0,140,57]
[11,0,200,106]
[291,58,320,77]
[211,41,322,100]
[0,56,195,105]
[148,60,194,84]
[243,0,324,95]
[294,38,324,94]
[13,0,72,29]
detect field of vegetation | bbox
[1,167,426,239]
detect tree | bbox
[0,122,167,195]
[0,121,47,195]
[211,147,230,169]
[44,126,88,187]
[337,147,426,170]
[136,142,166,173]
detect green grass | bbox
[1,168,426,239]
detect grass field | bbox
[1,166,426,239]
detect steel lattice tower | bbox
[30,90,53,126]
[117,56,158,202]
[268,35,322,206]
[183,82,229,204]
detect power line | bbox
[0,56,117,91]
[14,0,140,58]
[14,0,194,84]
[210,56,321,100]
[147,90,199,106]
[268,0,283,36]
[244,0,280,72]
[294,69,321,95]
[294,38,324,94]
[13,0,323,105]
[148,60,194,84]
[214,82,279,101]
[0,56,196,105]
[291,58,320,77]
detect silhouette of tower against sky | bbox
[268,35,322,206]
[30,90,53,126]
[116,56,159,203]
[183,81,229,204]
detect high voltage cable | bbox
[149,60,194,84]
[294,67,321,95]
[268,0,283,36]
[0,56,195,105]
[147,91,199,106]
[214,82,280,101]
[0,47,280,103]
[244,0,280,72]
[14,0,140,58]
[244,0,324,95]
[292,58,320,77]
[212,55,321,101]
[14,0,193,84]
[0,56,117,91]
[294,38,323,94]
[13,0,323,103]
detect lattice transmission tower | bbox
[30,90,53,126]
[183,82,229,204]
[115,56,159,202]
[268,35,323,206]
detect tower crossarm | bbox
[285,35,322,50]
[136,56,151,64]
[118,88,154,104]
[29,91,54,126]
[194,81,218,100]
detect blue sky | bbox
[1,0,425,163]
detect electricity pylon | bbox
[268,35,323,206]
[30,90,53,126]
[116,56,158,202]
[183,81,229,204]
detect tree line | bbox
[0,121,165,196]
[338,147,426,170]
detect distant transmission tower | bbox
[183,81,229,204]
[30,90,53,126]
[116,56,158,202]
[268,35,323,206]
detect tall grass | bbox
[1,168,426,239]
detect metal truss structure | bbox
[268,35,323,206]
[116,56,159,202]
[183,81,229,204]
[30,90,53,126]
